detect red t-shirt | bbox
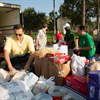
[55,32,62,40]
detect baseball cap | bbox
[63,23,70,28]
[43,23,48,28]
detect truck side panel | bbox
[0,9,20,36]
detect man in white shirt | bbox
[35,23,48,50]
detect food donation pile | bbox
[0,41,100,100]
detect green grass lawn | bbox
[29,31,97,46]
[26,31,80,42]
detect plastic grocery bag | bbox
[85,58,100,74]
[0,68,10,84]
[10,70,27,81]
[32,83,46,95]
[11,71,38,91]
[38,76,55,86]
[34,47,59,58]
[0,80,34,100]
[71,54,86,75]
[22,72,38,90]
[32,76,55,95]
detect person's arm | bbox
[24,36,35,70]
[75,46,93,51]
[68,39,74,45]
[35,38,39,51]
[35,31,40,51]
[4,50,15,70]
[67,32,75,45]
[24,51,35,70]
[61,35,64,40]
[55,36,57,40]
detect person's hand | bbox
[24,65,30,71]
[8,69,19,77]
[36,46,39,51]
[74,47,80,51]
[9,66,16,71]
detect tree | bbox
[97,0,99,42]
[33,12,47,31]
[49,11,58,31]
[23,7,36,32]
[59,0,82,26]
[59,0,100,27]
[23,7,47,32]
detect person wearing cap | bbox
[35,23,48,50]
[75,25,95,59]
[63,23,76,56]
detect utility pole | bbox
[97,0,99,42]
[81,0,85,26]
[53,0,56,37]
[61,3,62,18]
[61,3,63,32]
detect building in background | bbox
[57,17,77,34]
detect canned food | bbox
[32,93,53,100]
[48,86,66,100]
[61,93,82,100]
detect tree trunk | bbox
[97,0,99,42]
[81,0,85,26]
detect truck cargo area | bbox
[0,2,23,37]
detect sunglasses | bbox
[15,34,22,36]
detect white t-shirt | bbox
[36,28,47,49]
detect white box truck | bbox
[0,2,23,36]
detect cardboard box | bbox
[49,55,70,64]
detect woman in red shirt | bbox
[55,28,63,42]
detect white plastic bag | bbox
[32,83,46,95]
[11,72,38,91]
[0,68,10,84]
[23,72,38,90]
[10,71,27,81]
[0,80,34,100]
[38,76,55,86]
[8,70,19,78]
[32,76,55,95]
[71,54,86,75]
